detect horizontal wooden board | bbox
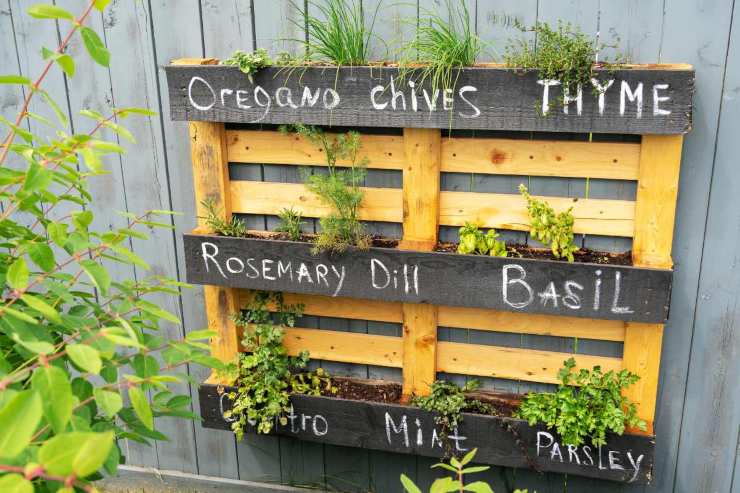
[199,384,655,483]
[283,328,402,368]
[237,291,626,341]
[229,181,635,237]
[184,234,672,323]
[166,65,693,134]
[226,130,641,180]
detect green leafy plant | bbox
[201,198,248,237]
[516,358,646,447]
[223,48,272,82]
[399,0,482,93]
[276,207,304,241]
[519,184,578,262]
[457,222,507,257]
[0,2,221,490]
[227,292,333,438]
[280,124,370,254]
[294,0,381,65]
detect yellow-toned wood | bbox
[230,181,635,237]
[440,190,636,237]
[171,57,219,65]
[205,371,235,387]
[401,304,438,399]
[226,130,405,169]
[282,328,402,368]
[437,341,622,385]
[442,138,640,180]
[622,323,663,434]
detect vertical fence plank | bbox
[200,0,254,58]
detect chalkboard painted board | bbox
[165,65,693,134]
[183,234,672,323]
[199,384,654,484]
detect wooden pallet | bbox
[174,59,685,437]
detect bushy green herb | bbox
[400,0,481,93]
[223,48,272,81]
[280,124,370,254]
[516,358,646,447]
[519,184,578,262]
[296,0,380,65]
[401,448,498,493]
[276,207,304,241]
[457,222,507,257]
[227,292,334,438]
[505,21,620,107]
[201,198,248,237]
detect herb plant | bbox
[201,198,248,237]
[0,2,221,490]
[227,292,333,438]
[400,0,482,93]
[457,222,507,257]
[223,48,272,82]
[516,358,646,447]
[276,207,304,241]
[519,184,578,262]
[280,124,370,254]
[400,448,497,493]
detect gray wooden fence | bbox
[1,1,738,492]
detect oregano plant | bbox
[0,2,221,491]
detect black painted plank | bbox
[165,65,693,134]
[199,384,654,484]
[183,234,672,323]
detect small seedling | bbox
[457,222,507,257]
[276,207,304,241]
[519,184,578,262]
[223,48,272,82]
[201,198,248,237]
[516,358,646,447]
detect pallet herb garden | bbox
[166,8,693,484]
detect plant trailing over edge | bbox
[280,124,371,254]
[516,358,646,447]
[223,48,272,82]
[457,222,507,257]
[201,198,248,237]
[0,2,222,490]
[276,207,304,241]
[519,184,578,262]
[504,21,621,108]
[294,0,381,65]
[227,292,334,438]
[399,0,482,93]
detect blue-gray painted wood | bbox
[4,0,739,491]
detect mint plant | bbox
[457,223,507,257]
[516,358,646,446]
[519,184,578,262]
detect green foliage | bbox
[276,207,304,241]
[457,222,507,257]
[505,21,620,104]
[0,2,220,490]
[296,0,380,65]
[223,48,272,82]
[519,184,578,262]
[280,124,370,254]
[400,0,482,92]
[228,292,334,439]
[201,198,248,237]
[516,358,646,447]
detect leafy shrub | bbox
[0,2,220,490]
[276,207,304,241]
[201,198,248,237]
[280,124,370,254]
[227,292,333,438]
[519,184,578,262]
[516,358,646,447]
[457,222,507,257]
[223,48,272,81]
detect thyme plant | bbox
[223,48,272,82]
[519,184,578,262]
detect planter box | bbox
[184,233,672,323]
[165,64,693,134]
[199,383,654,484]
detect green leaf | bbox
[137,300,180,324]
[94,0,111,11]
[7,257,29,290]
[0,75,30,85]
[67,344,102,374]
[463,481,495,493]
[41,47,75,77]
[0,390,42,459]
[31,366,74,433]
[109,244,149,269]
[129,386,153,430]
[22,161,52,193]
[2,306,39,325]
[28,4,74,20]
[461,466,490,474]
[116,106,156,117]
[47,222,68,247]
[79,26,110,67]
[400,474,422,493]
[460,447,477,466]
[79,146,103,172]
[430,477,462,493]
[39,89,68,126]
[39,431,114,477]
[73,431,114,476]
[20,294,61,324]
[28,242,55,272]
[0,474,33,493]
[186,329,216,341]
[94,388,122,417]
[80,259,111,295]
